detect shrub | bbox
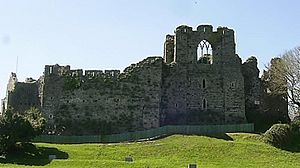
[0,108,45,155]
[290,118,300,148]
[263,124,291,148]
[290,118,300,133]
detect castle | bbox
[1,25,266,135]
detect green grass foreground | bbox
[0,133,299,168]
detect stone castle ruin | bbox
[1,25,277,135]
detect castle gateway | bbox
[2,25,262,135]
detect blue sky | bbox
[1,0,300,98]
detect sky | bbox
[0,0,300,99]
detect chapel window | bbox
[197,40,213,64]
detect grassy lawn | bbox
[0,133,299,168]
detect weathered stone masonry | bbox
[3,73,40,113]
[2,25,264,135]
[161,25,245,125]
[39,57,163,135]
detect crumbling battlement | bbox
[44,64,121,78]
[164,25,239,65]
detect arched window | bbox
[197,40,213,64]
[202,98,207,110]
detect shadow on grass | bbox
[281,135,300,153]
[134,133,234,143]
[0,143,68,166]
[204,133,234,141]
[282,145,300,153]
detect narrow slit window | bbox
[230,81,236,89]
[202,79,206,88]
[49,67,53,74]
[202,99,207,109]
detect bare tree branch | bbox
[265,46,300,115]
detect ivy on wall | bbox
[63,76,81,91]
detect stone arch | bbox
[197,40,213,64]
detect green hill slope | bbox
[0,133,299,168]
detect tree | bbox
[265,47,300,116]
[24,107,46,135]
[0,108,45,155]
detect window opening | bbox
[230,81,236,88]
[198,40,213,64]
[49,67,53,74]
[202,99,207,109]
[198,40,212,57]
[202,79,206,89]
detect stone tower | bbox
[161,25,246,125]
[3,72,40,113]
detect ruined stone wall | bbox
[2,24,267,135]
[0,98,5,115]
[242,56,290,130]
[161,63,245,125]
[1,73,17,114]
[122,57,163,130]
[242,57,263,123]
[6,72,17,94]
[163,35,175,64]
[7,82,40,112]
[41,57,163,135]
[41,65,67,127]
[161,64,225,125]
[4,73,40,113]
[222,64,246,123]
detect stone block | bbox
[48,155,56,161]
[125,156,133,162]
[188,163,197,168]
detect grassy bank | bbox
[0,133,299,168]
